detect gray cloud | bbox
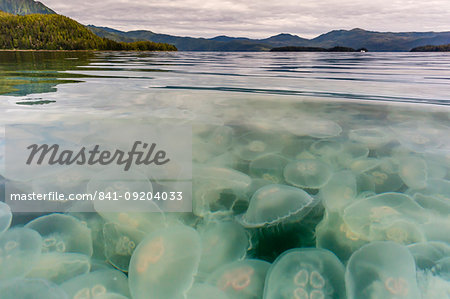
[41,0,450,38]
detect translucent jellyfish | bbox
[0,227,42,279]
[193,125,234,162]
[407,179,450,211]
[103,222,146,272]
[336,141,369,167]
[207,259,270,299]
[26,213,93,256]
[281,138,316,160]
[264,248,346,299]
[408,241,450,271]
[0,201,12,235]
[97,211,167,234]
[128,225,202,299]
[249,153,290,183]
[186,283,229,299]
[390,121,444,153]
[198,221,250,277]
[283,159,332,189]
[398,156,427,189]
[315,212,368,262]
[27,252,91,284]
[193,167,251,217]
[0,278,68,299]
[342,192,427,242]
[281,116,342,139]
[239,184,316,228]
[346,241,420,299]
[233,131,284,161]
[413,193,450,216]
[364,158,403,193]
[61,269,130,299]
[349,158,380,174]
[319,170,357,212]
[348,127,392,149]
[310,139,344,164]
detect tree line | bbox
[0,11,177,51]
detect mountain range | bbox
[2,0,450,52]
[88,26,450,52]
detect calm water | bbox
[0,51,449,298]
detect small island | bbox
[410,44,450,52]
[270,46,368,52]
[0,10,177,51]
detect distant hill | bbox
[271,46,365,52]
[410,44,450,52]
[0,0,55,15]
[0,11,177,51]
[88,26,450,52]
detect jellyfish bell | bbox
[128,225,202,299]
[264,248,346,299]
[61,269,130,299]
[238,184,316,228]
[193,166,251,217]
[283,159,332,190]
[398,156,428,189]
[342,192,428,242]
[103,222,146,272]
[345,241,421,299]
[197,221,250,277]
[0,227,42,279]
[348,127,392,149]
[233,130,285,161]
[207,259,270,299]
[25,213,93,256]
[26,252,91,284]
[0,278,68,299]
[249,153,290,184]
[281,116,342,139]
[319,170,357,212]
[0,201,12,235]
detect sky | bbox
[41,0,450,39]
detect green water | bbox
[0,51,449,299]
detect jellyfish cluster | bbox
[0,101,449,299]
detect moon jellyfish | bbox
[193,125,234,162]
[310,139,344,164]
[337,142,369,168]
[27,252,90,284]
[399,156,427,189]
[249,153,290,184]
[239,184,316,228]
[342,192,427,242]
[198,221,250,277]
[0,227,42,279]
[316,212,368,262]
[264,248,346,299]
[128,225,201,299]
[346,242,420,299]
[97,211,166,234]
[364,158,403,193]
[193,167,251,217]
[0,201,12,235]
[103,222,145,272]
[348,127,392,149]
[283,159,332,189]
[0,278,68,299]
[407,179,450,211]
[207,259,270,299]
[26,213,93,256]
[408,241,450,271]
[319,170,357,212]
[61,269,130,299]
[413,193,450,216]
[281,116,342,139]
[349,158,380,174]
[234,131,284,161]
[186,284,229,299]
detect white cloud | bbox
[40,0,450,38]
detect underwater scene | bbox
[0,51,449,299]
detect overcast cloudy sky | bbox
[41,0,450,38]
